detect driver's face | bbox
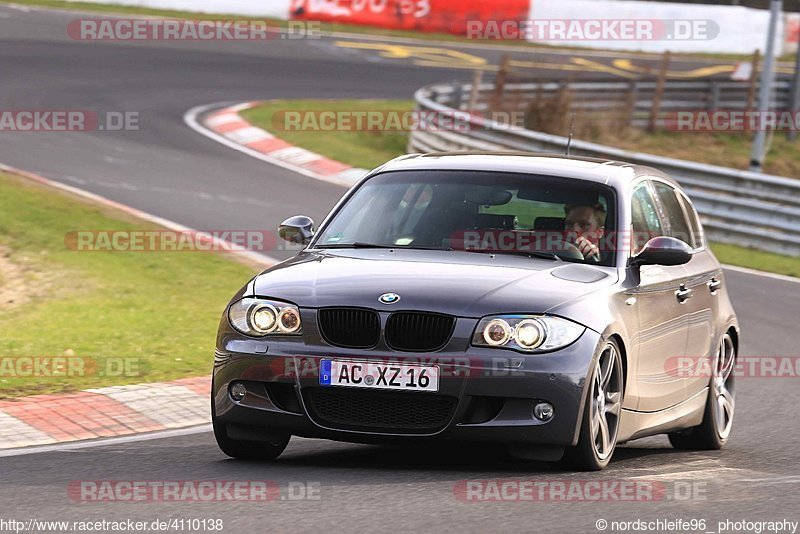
[565,206,601,235]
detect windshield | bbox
[313,170,617,266]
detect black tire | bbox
[211,384,290,460]
[212,418,290,460]
[669,332,736,450]
[567,339,624,471]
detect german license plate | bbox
[319,360,439,392]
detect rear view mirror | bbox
[632,237,692,266]
[465,186,512,206]
[279,215,315,245]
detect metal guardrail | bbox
[443,78,795,130]
[408,81,800,257]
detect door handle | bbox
[708,278,722,294]
[675,286,692,303]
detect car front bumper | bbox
[212,325,601,448]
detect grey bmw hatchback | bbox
[212,153,739,470]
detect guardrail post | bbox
[648,50,671,132]
[491,54,513,112]
[468,69,484,115]
[452,83,464,109]
[709,82,721,110]
[625,80,639,128]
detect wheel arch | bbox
[726,326,739,356]
[607,333,628,398]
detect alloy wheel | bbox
[713,333,736,439]
[591,344,622,460]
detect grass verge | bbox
[240,99,412,169]
[709,243,800,278]
[0,171,258,398]
[242,98,800,278]
[598,130,800,179]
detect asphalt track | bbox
[1,4,799,532]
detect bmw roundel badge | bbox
[379,293,401,305]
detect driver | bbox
[564,203,606,261]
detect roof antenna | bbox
[565,113,576,156]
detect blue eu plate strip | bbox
[319,360,332,386]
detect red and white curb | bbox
[184,102,368,188]
[0,376,210,450]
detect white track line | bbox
[3,4,30,12]
[0,425,212,457]
[738,475,800,487]
[183,102,360,189]
[721,263,800,284]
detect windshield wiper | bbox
[314,242,394,249]
[464,249,561,261]
[314,242,452,251]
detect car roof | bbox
[376,152,679,190]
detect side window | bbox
[653,182,693,248]
[677,192,704,249]
[631,182,663,255]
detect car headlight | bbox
[228,298,302,337]
[472,315,584,353]
[483,318,512,346]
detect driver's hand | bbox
[574,236,600,261]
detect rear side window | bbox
[631,183,662,255]
[653,182,693,247]
[677,193,704,249]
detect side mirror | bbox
[631,236,693,267]
[279,215,315,245]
